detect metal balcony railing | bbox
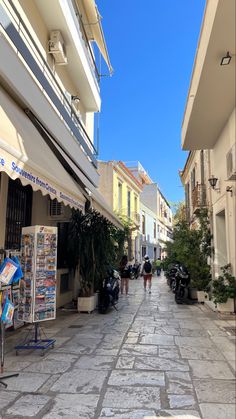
[0,0,98,166]
[192,184,207,212]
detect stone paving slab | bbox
[74,355,115,370]
[193,379,236,403]
[200,403,236,419]
[134,356,189,372]
[102,386,161,409]
[42,394,99,419]
[50,369,108,394]
[5,394,51,417]
[1,372,50,392]
[108,370,165,386]
[1,275,235,418]
[0,391,19,409]
[189,359,235,379]
[99,408,157,418]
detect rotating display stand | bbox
[15,226,57,355]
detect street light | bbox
[208,175,219,190]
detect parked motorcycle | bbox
[131,262,141,279]
[98,268,120,314]
[165,264,178,292]
[174,264,190,304]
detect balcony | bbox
[131,211,140,225]
[0,0,97,167]
[192,184,207,212]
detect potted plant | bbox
[212,264,236,313]
[67,209,125,313]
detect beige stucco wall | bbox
[210,108,236,275]
[97,162,114,209]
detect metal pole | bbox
[1,320,5,374]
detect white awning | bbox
[77,0,113,74]
[48,137,123,229]
[0,87,85,211]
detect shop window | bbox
[5,178,32,250]
[57,222,69,269]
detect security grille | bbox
[5,179,32,250]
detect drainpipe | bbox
[207,149,215,284]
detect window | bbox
[134,196,138,213]
[191,168,196,191]
[185,182,190,208]
[154,221,156,238]
[127,190,131,218]
[142,214,146,235]
[50,199,63,216]
[142,246,146,258]
[118,182,122,210]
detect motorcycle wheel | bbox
[98,294,110,314]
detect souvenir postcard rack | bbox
[0,250,20,385]
[15,226,57,354]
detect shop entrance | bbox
[5,178,32,250]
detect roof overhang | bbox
[182,0,236,150]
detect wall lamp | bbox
[208,175,220,191]
[226,186,233,196]
[71,95,80,102]
[220,51,232,66]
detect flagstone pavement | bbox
[0,275,235,419]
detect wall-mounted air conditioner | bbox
[48,30,68,65]
[226,144,236,180]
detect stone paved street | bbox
[0,275,235,419]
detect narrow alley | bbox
[0,275,235,419]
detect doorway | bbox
[215,210,228,270]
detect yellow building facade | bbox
[98,161,143,259]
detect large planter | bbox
[78,295,96,313]
[216,298,235,313]
[197,291,209,303]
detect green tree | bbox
[164,207,212,291]
[67,209,128,296]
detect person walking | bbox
[141,255,152,294]
[119,255,131,296]
[156,257,162,276]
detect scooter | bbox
[174,265,190,304]
[98,268,120,314]
[165,264,178,292]
[131,262,141,279]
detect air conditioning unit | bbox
[226,144,236,180]
[48,30,68,65]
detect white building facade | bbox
[125,162,173,261]
[0,0,121,307]
[181,0,236,277]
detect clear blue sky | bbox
[96,0,205,204]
